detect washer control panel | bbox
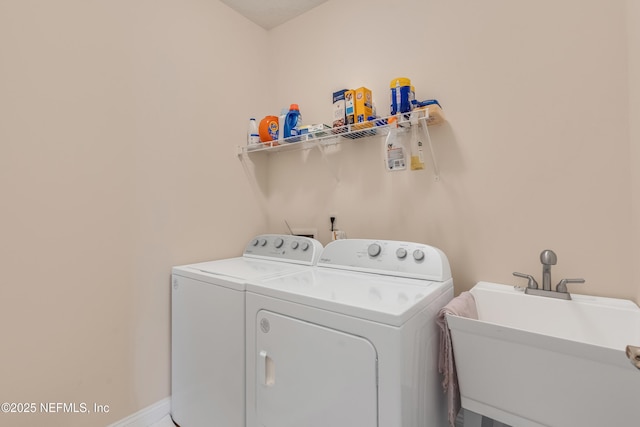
[318,239,451,281]
[244,234,323,265]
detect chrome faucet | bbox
[513,249,585,300]
[540,249,557,291]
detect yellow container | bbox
[390,77,411,115]
[354,87,372,124]
[390,77,411,88]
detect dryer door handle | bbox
[259,350,275,386]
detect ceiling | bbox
[220,0,329,30]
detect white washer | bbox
[171,234,323,427]
[245,239,453,427]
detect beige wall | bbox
[0,0,267,425]
[1,0,638,425]
[263,0,635,300]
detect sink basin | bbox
[446,281,640,427]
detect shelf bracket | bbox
[316,141,340,183]
[236,150,270,215]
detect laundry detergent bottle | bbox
[284,104,301,140]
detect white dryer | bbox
[245,239,453,427]
[171,234,323,427]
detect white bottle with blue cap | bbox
[247,118,260,146]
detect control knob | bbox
[368,243,382,257]
[413,249,425,261]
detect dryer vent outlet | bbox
[291,228,317,239]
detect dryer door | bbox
[256,310,378,427]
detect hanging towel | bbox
[626,345,640,370]
[436,291,478,427]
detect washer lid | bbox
[246,268,452,326]
[172,257,310,291]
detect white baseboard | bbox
[106,397,171,427]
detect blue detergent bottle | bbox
[284,104,301,141]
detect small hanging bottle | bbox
[409,111,425,170]
[384,117,406,171]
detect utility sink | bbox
[446,281,640,427]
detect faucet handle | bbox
[513,272,539,289]
[556,278,585,293]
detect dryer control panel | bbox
[318,239,451,281]
[244,234,323,265]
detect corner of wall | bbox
[627,0,640,303]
